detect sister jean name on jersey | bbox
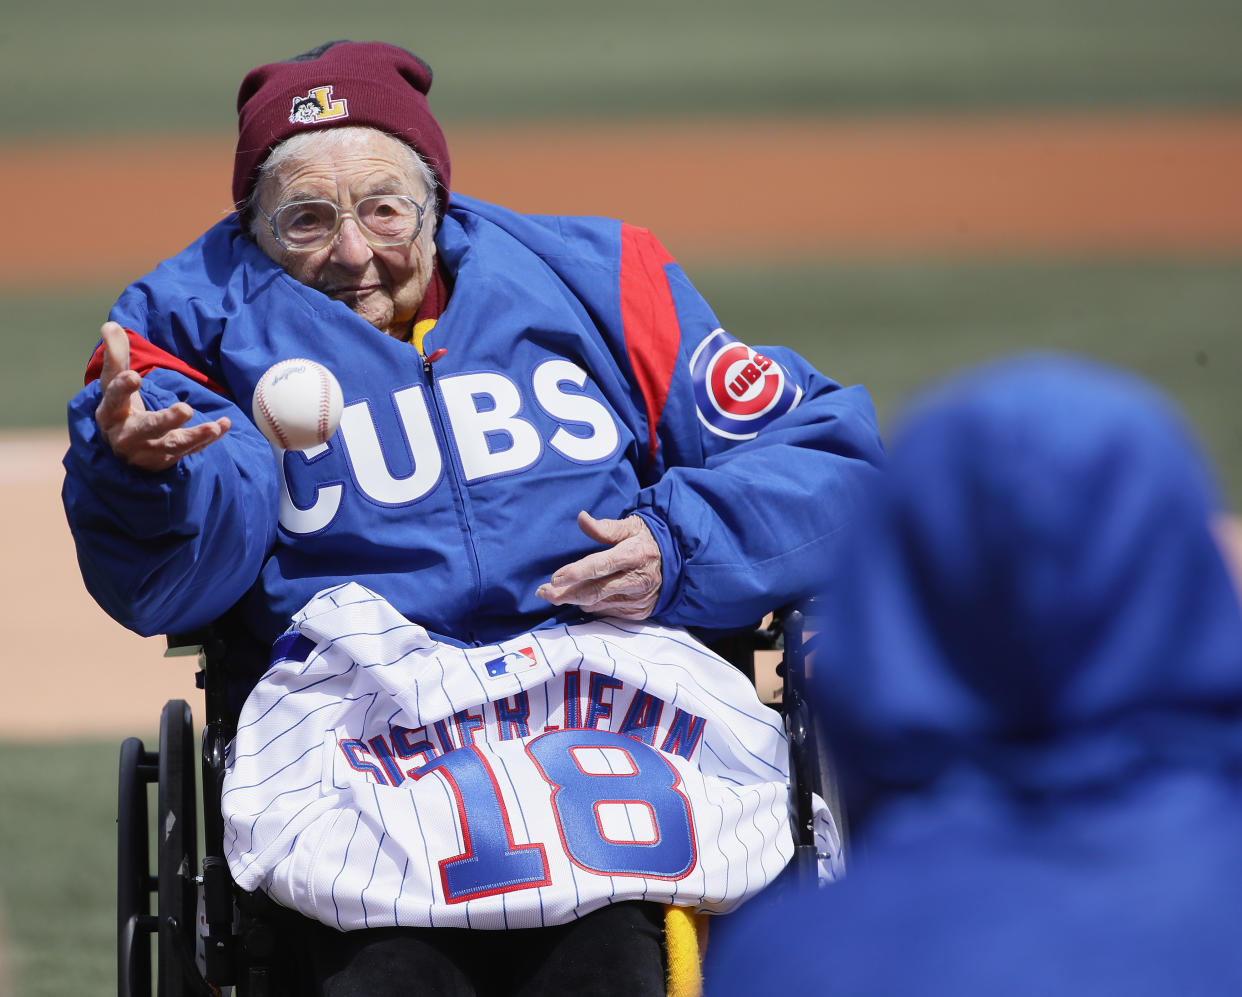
[339,668,708,789]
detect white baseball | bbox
[251,358,344,451]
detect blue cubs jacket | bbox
[62,194,883,656]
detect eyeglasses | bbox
[257,194,427,252]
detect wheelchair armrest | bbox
[165,629,215,658]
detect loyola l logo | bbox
[288,85,350,125]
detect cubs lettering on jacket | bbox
[280,361,621,534]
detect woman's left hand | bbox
[536,511,662,620]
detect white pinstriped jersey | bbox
[222,582,834,931]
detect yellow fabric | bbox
[664,905,709,997]
[412,317,437,354]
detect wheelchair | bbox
[117,604,839,996]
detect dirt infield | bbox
[5,111,1242,289]
[2,431,199,739]
[6,110,1242,740]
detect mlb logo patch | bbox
[484,647,539,678]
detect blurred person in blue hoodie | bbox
[705,353,1242,996]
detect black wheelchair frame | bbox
[117,605,837,997]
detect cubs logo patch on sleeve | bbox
[690,329,803,440]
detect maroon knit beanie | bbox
[233,40,451,218]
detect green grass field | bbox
[5,1,1242,993]
[20,257,1242,501]
[4,0,1242,135]
[0,742,122,997]
[695,257,1242,505]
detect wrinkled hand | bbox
[536,511,662,620]
[94,321,230,471]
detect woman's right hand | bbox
[94,321,231,471]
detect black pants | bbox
[307,901,667,997]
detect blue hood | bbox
[704,353,1242,997]
[819,353,1242,821]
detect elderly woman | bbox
[63,41,883,996]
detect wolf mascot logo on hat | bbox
[288,85,350,125]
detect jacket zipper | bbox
[420,345,482,643]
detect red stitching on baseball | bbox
[256,375,290,449]
[317,363,331,442]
